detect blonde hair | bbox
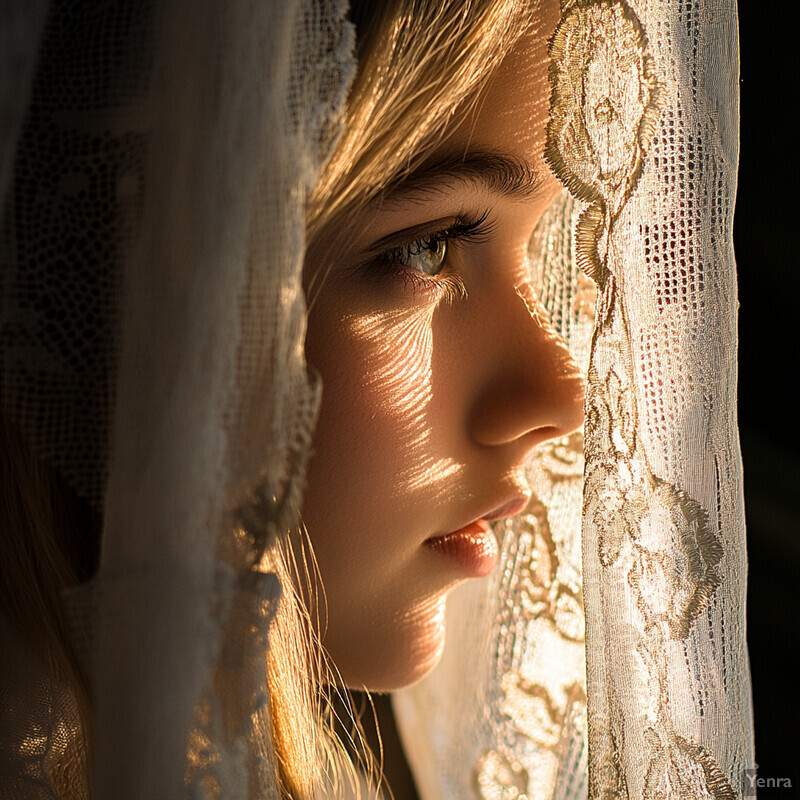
[307,0,535,257]
[0,413,96,798]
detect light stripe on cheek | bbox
[345,304,464,500]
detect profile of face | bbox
[302,15,585,691]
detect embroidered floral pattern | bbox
[541,1,733,797]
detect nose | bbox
[467,278,585,450]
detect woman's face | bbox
[302,20,584,691]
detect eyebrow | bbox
[379,149,543,204]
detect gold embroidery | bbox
[546,0,662,285]
[474,433,587,798]
[501,673,586,751]
[518,495,584,643]
[642,732,737,800]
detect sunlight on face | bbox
[302,10,584,691]
[347,307,464,495]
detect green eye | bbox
[390,236,447,276]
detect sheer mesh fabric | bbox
[1,1,752,798]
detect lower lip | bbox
[424,520,499,577]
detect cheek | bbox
[302,299,463,689]
[305,299,453,493]
[303,301,441,536]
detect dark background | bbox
[736,2,799,794]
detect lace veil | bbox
[0,0,753,798]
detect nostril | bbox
[533,425,562,441]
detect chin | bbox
[329,594,448,692]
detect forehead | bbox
[438,22,556,173]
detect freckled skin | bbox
[302,8,584,692]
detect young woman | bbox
[264,0,584,793]
[0,0,752,798]
[1,0,580,795]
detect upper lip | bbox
[433,492,531,539]
[481,494,531,522]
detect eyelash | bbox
[371,210,495,302]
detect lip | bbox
[481,494,530,522]
[424,520,499,577]
[423,493,530,577]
